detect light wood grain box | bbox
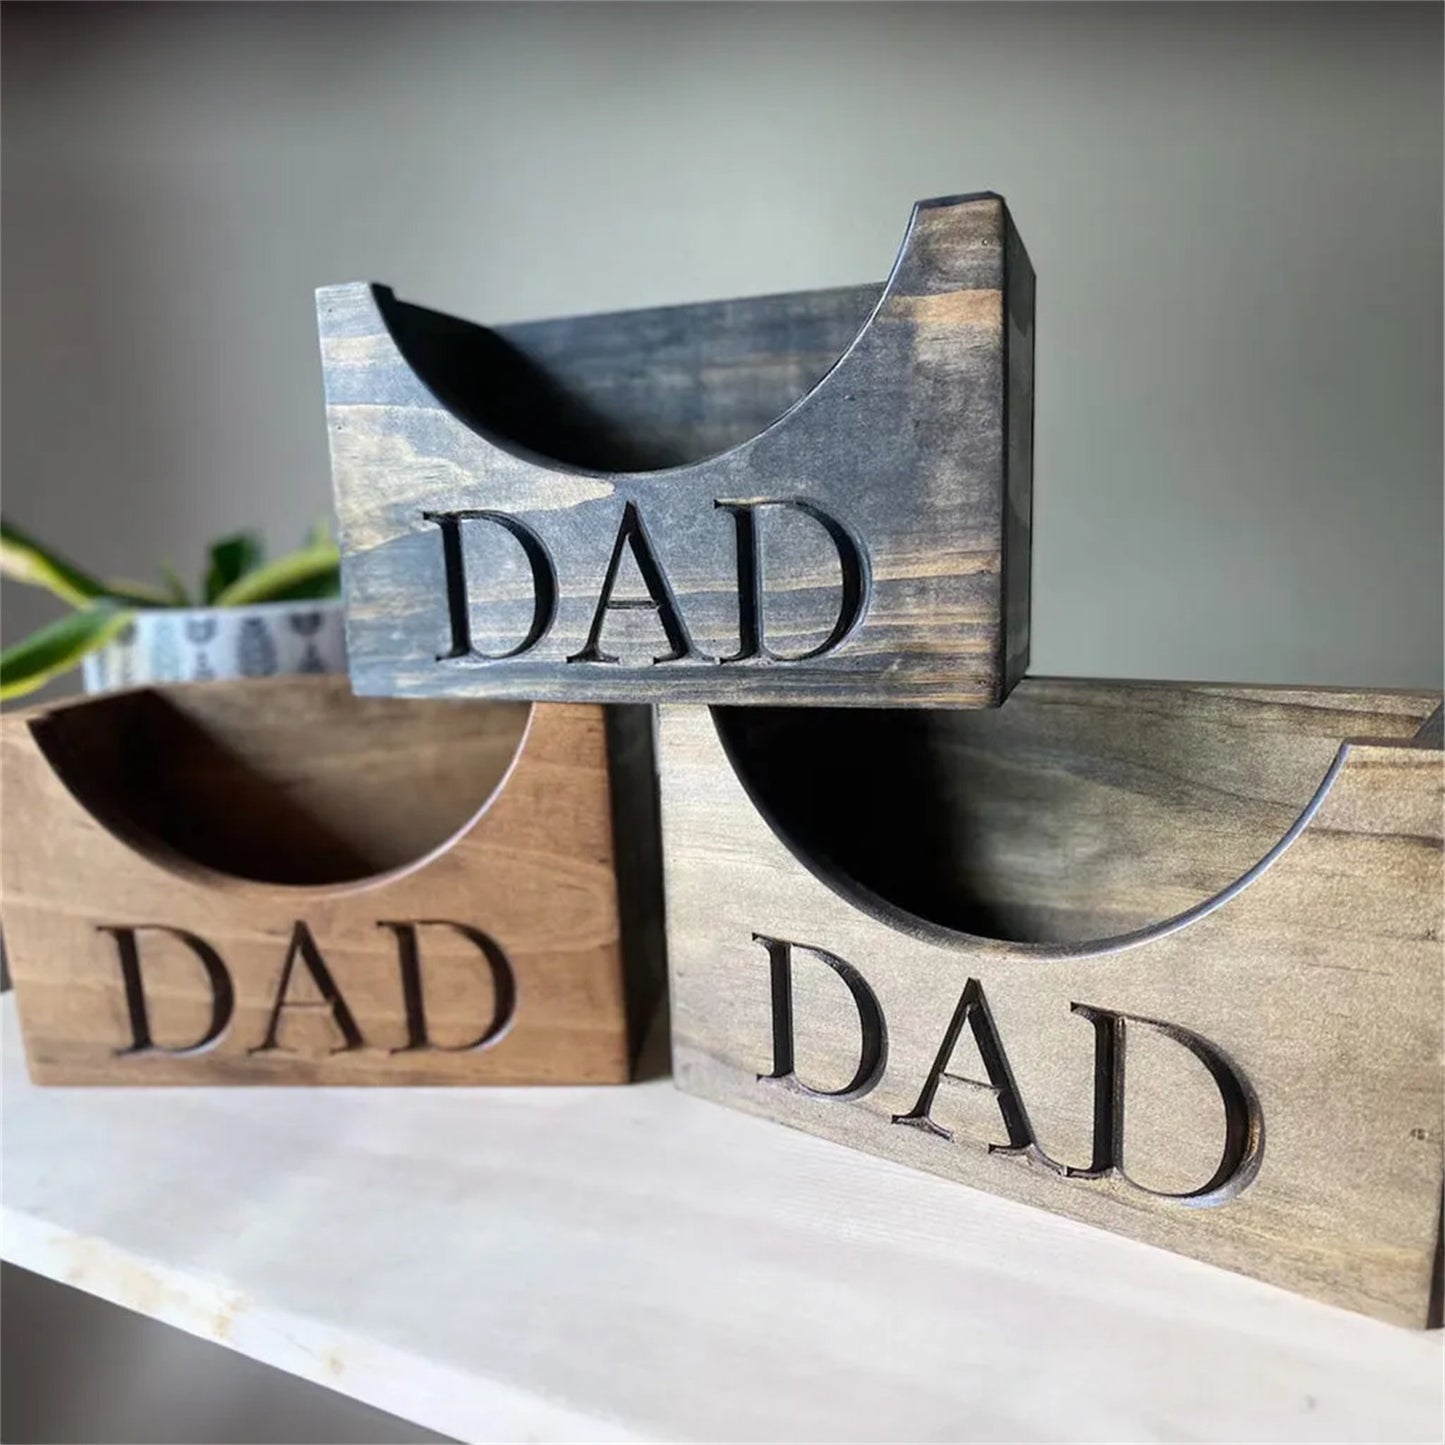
[1,678,663,1085]
[316,192,1033,710]
[658,683,1445,1326]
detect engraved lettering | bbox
[98,924,234,1056]
[892,978,1046,1162]
[425,509,557,661]
[381,920,517,1052]
[756,933,886,1099]
[715,499,870,661]
[567,501,701,665]
[1070,1003,1264,1203]
[250,921,364,1055]
[891,990,1262,1203]
[760,935,1264,1206]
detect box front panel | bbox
[659,698,1444,1326]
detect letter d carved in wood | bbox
[715,500,869,664]
[382,920,516,1053]
[98,925,235,1057]
[1066,1004,1264,1204]
[425,510,558,663]
[756,934,886,1100]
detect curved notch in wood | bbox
[339,192,1002,477]
[26,678,531,888]
[713,680,1443,952]
[370,280,881,475]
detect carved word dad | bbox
[758,935,1264,1206]
[427,498,868,665]
[100,919,514,1056]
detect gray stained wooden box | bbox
[316,193,1033,708]
[658,683,1445,1327]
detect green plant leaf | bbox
[157,561,192,605]
[1,519,110,607]
[212,540,341,607]
[204,531,265,604]
[1,520,173,608]
[0,605,132,702]
[104,575,174,606]
[253,567,343,602]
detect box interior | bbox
[377,284,882,472]
[29,682,531,887]
[712,680,1438,947]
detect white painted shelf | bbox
[2,995,1440,1443]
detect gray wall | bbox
[3,2,1441,694]
[1,6,1440,1441]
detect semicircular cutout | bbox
[377,283,883,474]
[712,679,1432,949]
[31,681,531,888]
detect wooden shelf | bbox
[2,996,1439,1442]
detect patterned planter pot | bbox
[80,601,346,693]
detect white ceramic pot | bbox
[81,600,347,694]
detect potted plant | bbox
[0,520,344,700]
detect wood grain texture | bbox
[1,679,661,1084]
[659,682,1445,1326]
[317,192,1034,707]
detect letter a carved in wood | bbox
[251,921,364,1055]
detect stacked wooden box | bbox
[4,193,1439,1328]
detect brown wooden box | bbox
[316,192,1033,709]
[1,679,663,1084]
[658,683,1444,1326]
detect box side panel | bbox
[1002,205,1035,697]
